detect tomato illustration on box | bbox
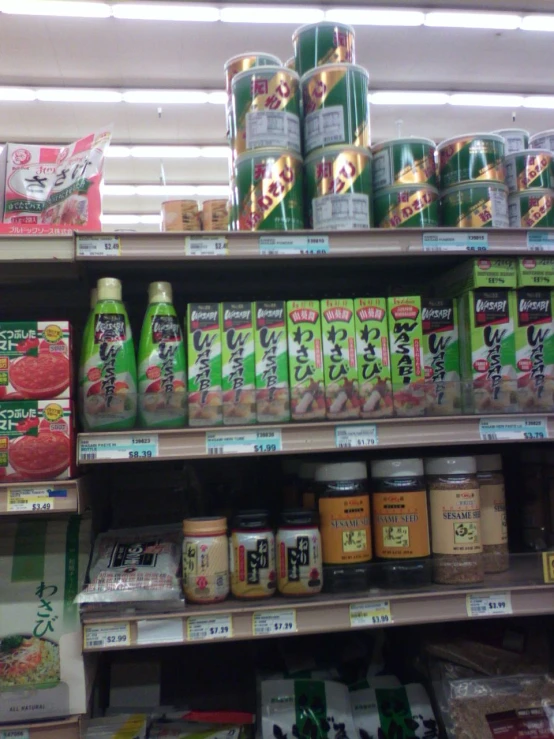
[0,321,71,400]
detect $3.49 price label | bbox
[83,622,131,650]
[253,609,297,636]
[466,592,513,617]
[350,601,392,627]
[185,236,228,257]
[186,614,232,642]
[7,487,66,512]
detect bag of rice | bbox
[350,683,438,739]
[84,714,148,738]
[149,722,244,739]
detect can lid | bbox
[232,66,300,87]
[148,281,173,304]
[505,149,552,161]
[437,132,505,150]
[97,277,122,301]
[292,20,354,39]
[315,461,367,482]
[232,510,270,529]
[530,129,554,139]
[235,148,303,166]
[441,182,508,196]
[371,458,424,478]
[492,128,530,136]
[299,461,318,480]
[509,188,554,198]
[425,456,477,475]
[375,185,439,196]
[476,454,503,472]
[162,199,197,207]
[305,145,371,165]
[183,516,227,536]
[300,63,369,84]
[280,508,317,526]
[372,137,436,152]
[224,53,282,70]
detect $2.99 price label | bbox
[186,614,233,642]
[83,622,131,650]
[350,601,392,627]
[253,609,297,636]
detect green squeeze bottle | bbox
[79,277,137,431]
[138,281,186,429]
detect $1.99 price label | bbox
[83,622,131,650]
[186,614,232,642]
[350,601,392,627]
[253,609,297,636]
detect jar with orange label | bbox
[370,458,431,587]
[182,517,229,604]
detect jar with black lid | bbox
[230,510,276,599]
[370,458,431,587]
[276,509,322,596]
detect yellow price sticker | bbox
[543,552,554,583]
[349,600,392,628]
[7,488,59,512]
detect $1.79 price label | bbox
[253,609,297,636]
[186,614,232,641]
[83,622,131,650]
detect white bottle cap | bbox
[476,454,503,472]
[97,277,122,301]
[149,281,173,304]
[314,461,367,483]
[90,287,98,309]
[371,458,424,478]
[425,456,477,475]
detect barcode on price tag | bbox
[77,235,120,257]
[187,614,232,642]
[79,434,159,462]
[259,235,329,255]
[527,232,554,252]
[335,424,378,448]
[206,428,282,455]
[0,731,29,739]
[84,622,131,649]
[479,417,548,441]
[423,232,488,252]
[350,601,392,627]
[185,236,228,256]
[7,487,67,512]
[253,609,297,636]
[467,592,512,617]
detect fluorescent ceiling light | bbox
[521,15,554,31]
[523,96,554,109]
[200,147,231,158]
[130,146,201,158]
[112,3,219,21]
[123,90,209,104]
[370,91,449,106]
[136,185,197,196]
[425,11,521,30]
[101,214,140,225]
[450,93,524,107]
[36,88,123,103]
[140,215,163,224]
[196,185,230,197]
[208,92,228,105]
[105,146,131,158]
[0,0,111,16]
[103,185,137,196]
[325,8,423,26]
[221,5,324,24]
[0,87,36,101]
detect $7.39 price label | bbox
[83,622,131,650]
[253,609,297,636]
[186,614,232,642]
[350,601,392,627]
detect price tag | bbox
[7,487,67,512]
[350,601,392,627]
[83,622,131,649]
[206,428,282,456]
[79,434,159,462]
[335,424,378,448]
[423,232,488,252]
[77,235,120,258]
[527,231,554,252]
[185,236,229,256]
[542,552,554,583]
[187,614,232,642]
[0,731,29,739]
[479,417,548,441]
[467,592,512,617]
[136,618,183,645]
[259,235,329,256]
[253,609,297,636]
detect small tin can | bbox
[293,21,355,77]
[230,510,276,599]
[372,137,437,191]
[440,183,509,228]
[276,509,323,596]
[183,517,229,604]
[504,150,554,193]
[437,133,505,189]
[224,52,282,97]
[235,148,304,231]
[373,185,439,228]
[202,199,229,230]
[530,130,554,152]
[304,145,372,230]
[301,63,370,155]
[508,189,554,228]
[493,128,530,154]
[161,200,200,231]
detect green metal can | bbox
[504,150,554,193]
[293,21,355,77]
[371,137,437,191]
[231,66,301,157]
[440,183,509,228]
[301,63,370,156]
[224,52,282,96]
[373,186,439,228]
[305,146,372,229]
[508,189,554,228]
[235,149,304,231]
[493,128,530,154]
[437,133,505,190]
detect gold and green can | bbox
[437,133,505,190]
[504,150,554,193]
[440,183,509,228]
[305,145,372,230]
[371,137,437,191]
[231,66,301,157]
[224,52,282,97]
[373,185,439,228]
[508,189,554,228]
[301,63,370,156]
[293,21,355,77]
[235,148,304,231]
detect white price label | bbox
[479,417,548,441]
[84,622,131,649]
[206,428,282,456]
[136,618,183,645]
[423,232,488,252]
[350,601,392,627]
[7,487,67,512]
[0,731,29,739]
[467,591,512,617]
[77,235,120,257]
[79,434,159,462]
[185,236,229,256]
[527,231,554,252]
[335,424,378,448]
[259,235,329,255]
[253,609,297,636]
[187,614,232,641]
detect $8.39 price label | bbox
[350,601,392,627]
[83,622,131,650]
[186,614,232,642]
[253,609,297,636]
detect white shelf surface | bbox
[0,235,74,262]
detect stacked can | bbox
[437,133,509,228]
[294,22,373,230]
[371,138,439,228]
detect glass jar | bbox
[299,461,318,510]
[282,458,302,508]
[521,449,548,551]
[370,457,431,586]
[425,456,483,585]
[230,510,276,599]
[276,509,322,596]
[182,517,229,604]
[476,454,509,573]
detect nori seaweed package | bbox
[350,683,438,739]
[261,679,356,739]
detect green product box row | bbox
[442,256,554,296]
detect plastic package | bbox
[150,722,244,739]
[351,683,438,739]
[83,714,148,738]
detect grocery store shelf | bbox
[0,478,90,516]
[0,234,74,262]
[0,717,81,739]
